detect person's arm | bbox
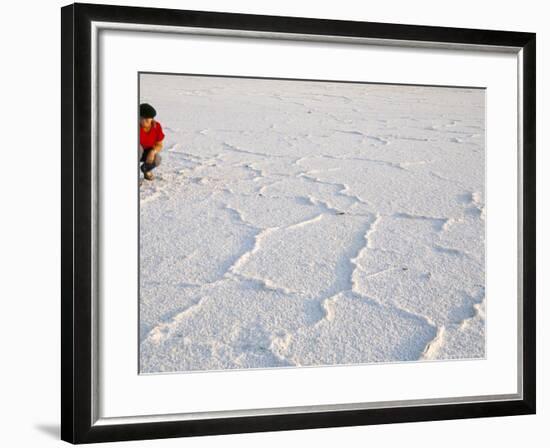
[153,140,163,152]
[145,140,163,164]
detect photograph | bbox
[57,2,537,443]
[138,73,486,374]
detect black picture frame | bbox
[61,2,536,444]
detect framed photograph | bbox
[61,2,536,444]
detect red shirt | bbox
[140,121,165,149]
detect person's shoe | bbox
[144,171,154,181]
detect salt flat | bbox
[139,74,485,373]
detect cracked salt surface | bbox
[139,74,485,373]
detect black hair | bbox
[139,103,157,118]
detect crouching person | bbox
[139,103,164,181]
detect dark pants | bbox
[139,147,162,173]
